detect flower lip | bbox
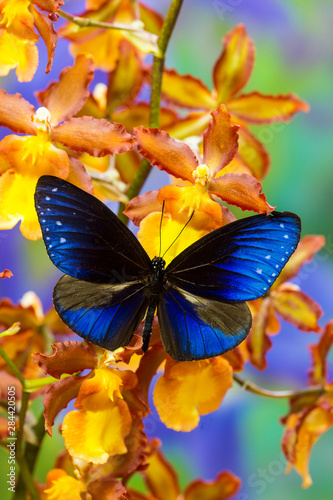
[192,164,211,186]
[32,107,52,133]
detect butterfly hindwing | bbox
[166,212,301,302]
[54,275,149,350]
[158,284,251,361]
[34,175,152,283]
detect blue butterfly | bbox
[34,175,301,361]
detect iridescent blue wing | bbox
[34,175,152,283]
[166,212,301,302]
[54,275,148,350]
[158,285,251,361]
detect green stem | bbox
[0,345,25,387]
[14,457,40,500]
[233,373,327,399]
[118,0,184,223]
[16,391,30,459]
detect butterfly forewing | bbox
[35,176,152,283]
[165,212,301,302]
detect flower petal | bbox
[153,357,232,431]
[33,341,98,378]
[161,68,216,109]
[51,117,134,156]
[308,320,333,386]
[0,89,36,134]
[246,298,273,370]
[166,111,212,140]
[0,269,13,279]
[42,374,89,436]
[134,127,198,181]
[37,55,94,126]
[124,190,161,226]
[107,40,143,112]
[31,6,58,73]
[208,173,273,213]
[203,105,239,175]
[272,285,322,332]
[143,447,180,500]
[276,235,326,285]
[87,479,127,500]
[236,124,270,180]
[228,91,309,124]
[33,0,64,14]
[184,471,241,500]
[213,24,254,103]
[0,31,39,82]
[62,398,132,464]
[113,102,178,132]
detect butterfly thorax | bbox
[148,257,166,296]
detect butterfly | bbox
[34,175,301,361]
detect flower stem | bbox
[118,0,184,223]
[0,345,25,387]
[233,373,327,399]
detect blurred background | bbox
[1,0,333,498]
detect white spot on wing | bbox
[272,273,277,277]
[56,221,62,226]
[284,234,289,239]
[265,255,271,260]
[256,268,263,274]
[60,237,66,244]
[52,187,58,192]
[45,228,49,232]
[45,196,50,201]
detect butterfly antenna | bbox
[159,200,165,258]
[161,210,195,260]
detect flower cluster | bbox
[0,0,331,497]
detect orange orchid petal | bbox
[42,375,89,436]
[44,469,84,499]
[31,6,58,73]
[203,105,239,175]
[161,68,216,109]
[134,127,198,181]
[0,269,13,279]
[62,398,132,464]
[0,30,39,82]
[228,91,310,124]
[208,173,273,213]
[66,156,94,194]
[144,448,180,500]
[51,117,134,156]
[246,297,273,370]
[153,357,232,431]
[166,111,212,140]
[139,2,163,34]
[276,235,326,285]
[184,471,241,500]
[33,0,64,14]
[107,40,143,112]
[213,24,254,103]
[116,149,141,184]
[124,190,161,226]
[113,102,178,132]
[272,285,322,332]
[236,124,270,180]
[33,341,98,378]
[87,479,126,500]
[1,0,37,41]
[309,320,333,386]
[0,89,36,135]
[37,55,94,126]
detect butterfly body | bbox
[35,175,301,361]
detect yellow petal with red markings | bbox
[272,284,322,332]
[275,235,326,286]
[228,91,310,124]
[37,55,94,126]
[153,357,232,431]
[203,105,239,175]
[161,68,216,109]
[113,102,178,132]
[213,24,254,103]
[143,447,180,500]
[184,471,241,500]
[62,398,132,464]
[107,40,143,112]
[31,6,58,73]
[166,110,212,140]
[235,123,270,180]
[208,173,273,214]
[0,89,36,135]
[308,320,333,386]
[0,30,38,82]
[246,297,273,370]
[134,127,198,181]
[51,117,134,156]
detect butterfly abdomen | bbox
[142,257,166,351]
